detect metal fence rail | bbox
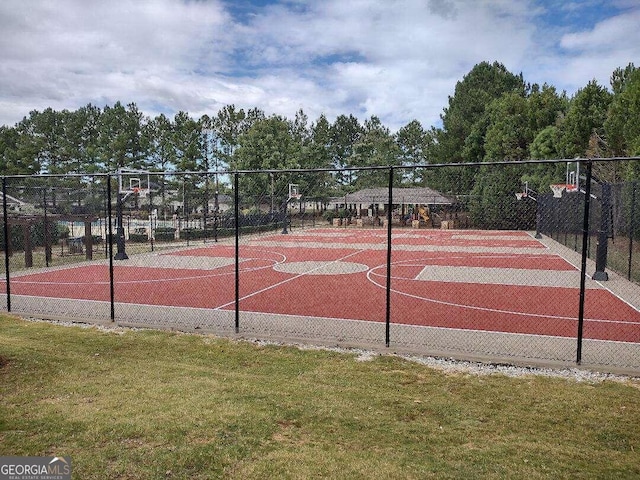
[2,158,640,373]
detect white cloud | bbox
[561,9,640,52]
[0,0,231,120]
[0,0,638,132]
[229,0,540,128]
[552,9,640,89]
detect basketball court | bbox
[2,226,640,369]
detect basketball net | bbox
[550,184,565,198]
[122,186,147,201]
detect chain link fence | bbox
[2,158,640,372]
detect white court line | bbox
[365,262,640,326]
[214,249,368,310]
[8,252,286,286]
[543,245,640,315]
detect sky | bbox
[1,0,639,132]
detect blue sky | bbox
[0,0,639,131]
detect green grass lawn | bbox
[1,315,639,479]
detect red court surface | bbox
[3,228,640,343]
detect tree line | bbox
[1,60,639,204]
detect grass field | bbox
[1,315,639,479]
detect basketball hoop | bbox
[515,192,526,200]
[288,183,301,201]
[121,186,146,201]
[565,183,578,193]
[118,168,151,197]
[550,184,566,198]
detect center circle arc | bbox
[274,261,370,275]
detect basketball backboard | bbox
[118,168,151,198]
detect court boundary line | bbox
[533,232,640,315]
[6,292,638,346]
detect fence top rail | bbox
[1,156,639,180]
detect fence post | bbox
[203,173,209,244]
[149,187,155,252]
[43,188,51,267]
[628,182,637,281]
[2,177,11,312]
[107,175,115,321]
[385,167,393,347]
[577,160,593,364]
[234,172,240,334]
